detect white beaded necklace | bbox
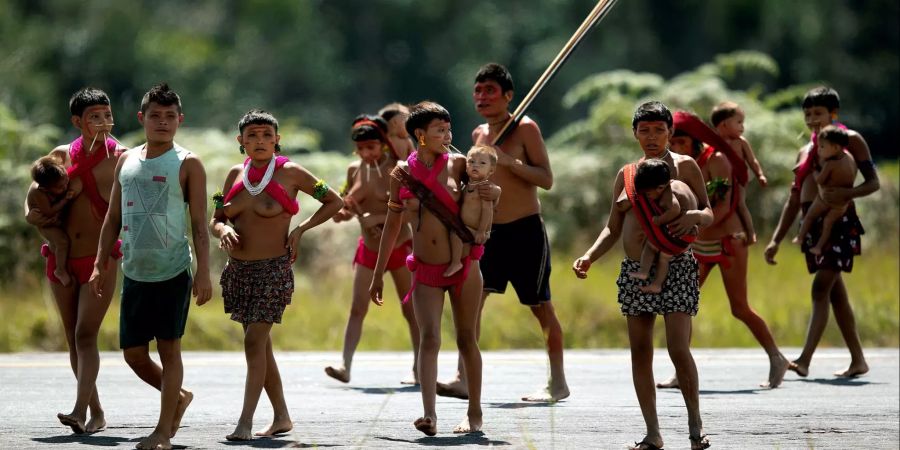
[243,157,277,196]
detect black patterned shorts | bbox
[617,251,699,316]
[221,253,294,325]
[800,201,863,274]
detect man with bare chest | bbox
[438,63,569,402]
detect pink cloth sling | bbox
[223,156,299,215]
[399,151,457,212]
[67,135,120,220]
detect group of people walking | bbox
[23,62,879,450]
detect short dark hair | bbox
[710,101,742,127]
[238,109,279,134]
[69,87,110,117]
[818,125,849,148]
[31,155,67,188]
[634,158,671,191]
[378,103,409,123]
[802,86,840,111]
[140,83,182,114]
[406,101,451,137]
[351,115,389,142]
[475,63,514,93]
[632,101,672,130]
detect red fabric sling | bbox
[223,156,299,215]
[623,163,694,255]
[67,135,120,220]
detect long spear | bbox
[492,0,620,146]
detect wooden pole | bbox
[492,0,620,146]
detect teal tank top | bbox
[119,144,193,282]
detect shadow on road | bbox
[221,437,338,448]
[698,388,765,395]
[341,385,420,395]
[32,434,133,446]
[485,401,557,409]
[789,377,874,387]
[375,432,511,447]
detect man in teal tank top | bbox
[90,83,212,450]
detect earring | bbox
[275,144,282,152]
[418,136,426,148]
[382,145,389,154]
[239,145,245,154]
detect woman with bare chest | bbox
[210,109,342,441]
[325,115,420,385]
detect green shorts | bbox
[119,270,192,349]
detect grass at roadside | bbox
[1,245,896,353]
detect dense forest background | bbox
[0,0,897,350]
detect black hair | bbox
[140,83,182,114]
[69,87,110,117]
[475,63,514,93]
[672,128,705,156]
[710,101,742,127]
[378,103,409,123]
[632,101,673,130]
[238,109,279,134]
[351,115,389,142]
[634,158,671,191]
[406,101,451,137]
[31,155,67,187]
[818,125,850,147]
[802,86,840,112]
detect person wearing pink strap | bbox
[24,87,126,435]
[369,101,498,436]
[210,109,343,442]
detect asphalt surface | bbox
[1,348,897,449]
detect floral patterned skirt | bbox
[221,253,294,325]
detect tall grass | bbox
[2,245,896,353]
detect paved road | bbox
[1,348,897,449]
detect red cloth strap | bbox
[223,156,299,215]
[624,163,694,255]
[673,111,748,186]
[67,135,119,220]
[400,152,458,214]
[792,121,848,192]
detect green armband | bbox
[212,191,224,209]
[312,180,329,201]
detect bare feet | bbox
[690,433,711,449]
[436,380,469,399]
[788,360,809,377]
[791,236,801,245]
[452,414,483,433]
[226,422,253,441]
[639,283,662,294]
[170,390,193,437]
[629,434,664,450]
[443,261,463,278]
[810,245,823,255]
[834,361,869,378]
[136,430,172,449]
[255,417,293,437]
[57,412,86,434]
[324,365,350,383]
[85,413,106,433]
[521,384,570,403]
[414,416,437,436]
[54,268,72,287]
[628,271,648,280]
[761,355,790,388]
[656,374,680,389]
[400,373,419,385]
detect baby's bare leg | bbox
[443,232,465,277]
[811,206,848,255]
[629,242,657,281]
[40,225,71,286]
[795,199,830,245]
[641,252,673,294]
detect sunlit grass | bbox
[2,245,896,353]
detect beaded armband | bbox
[212,191,224,209]
[387,199,405,213]
[312,179,329,201]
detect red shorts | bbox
[353,238,411,271]
[41,240,123,285]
